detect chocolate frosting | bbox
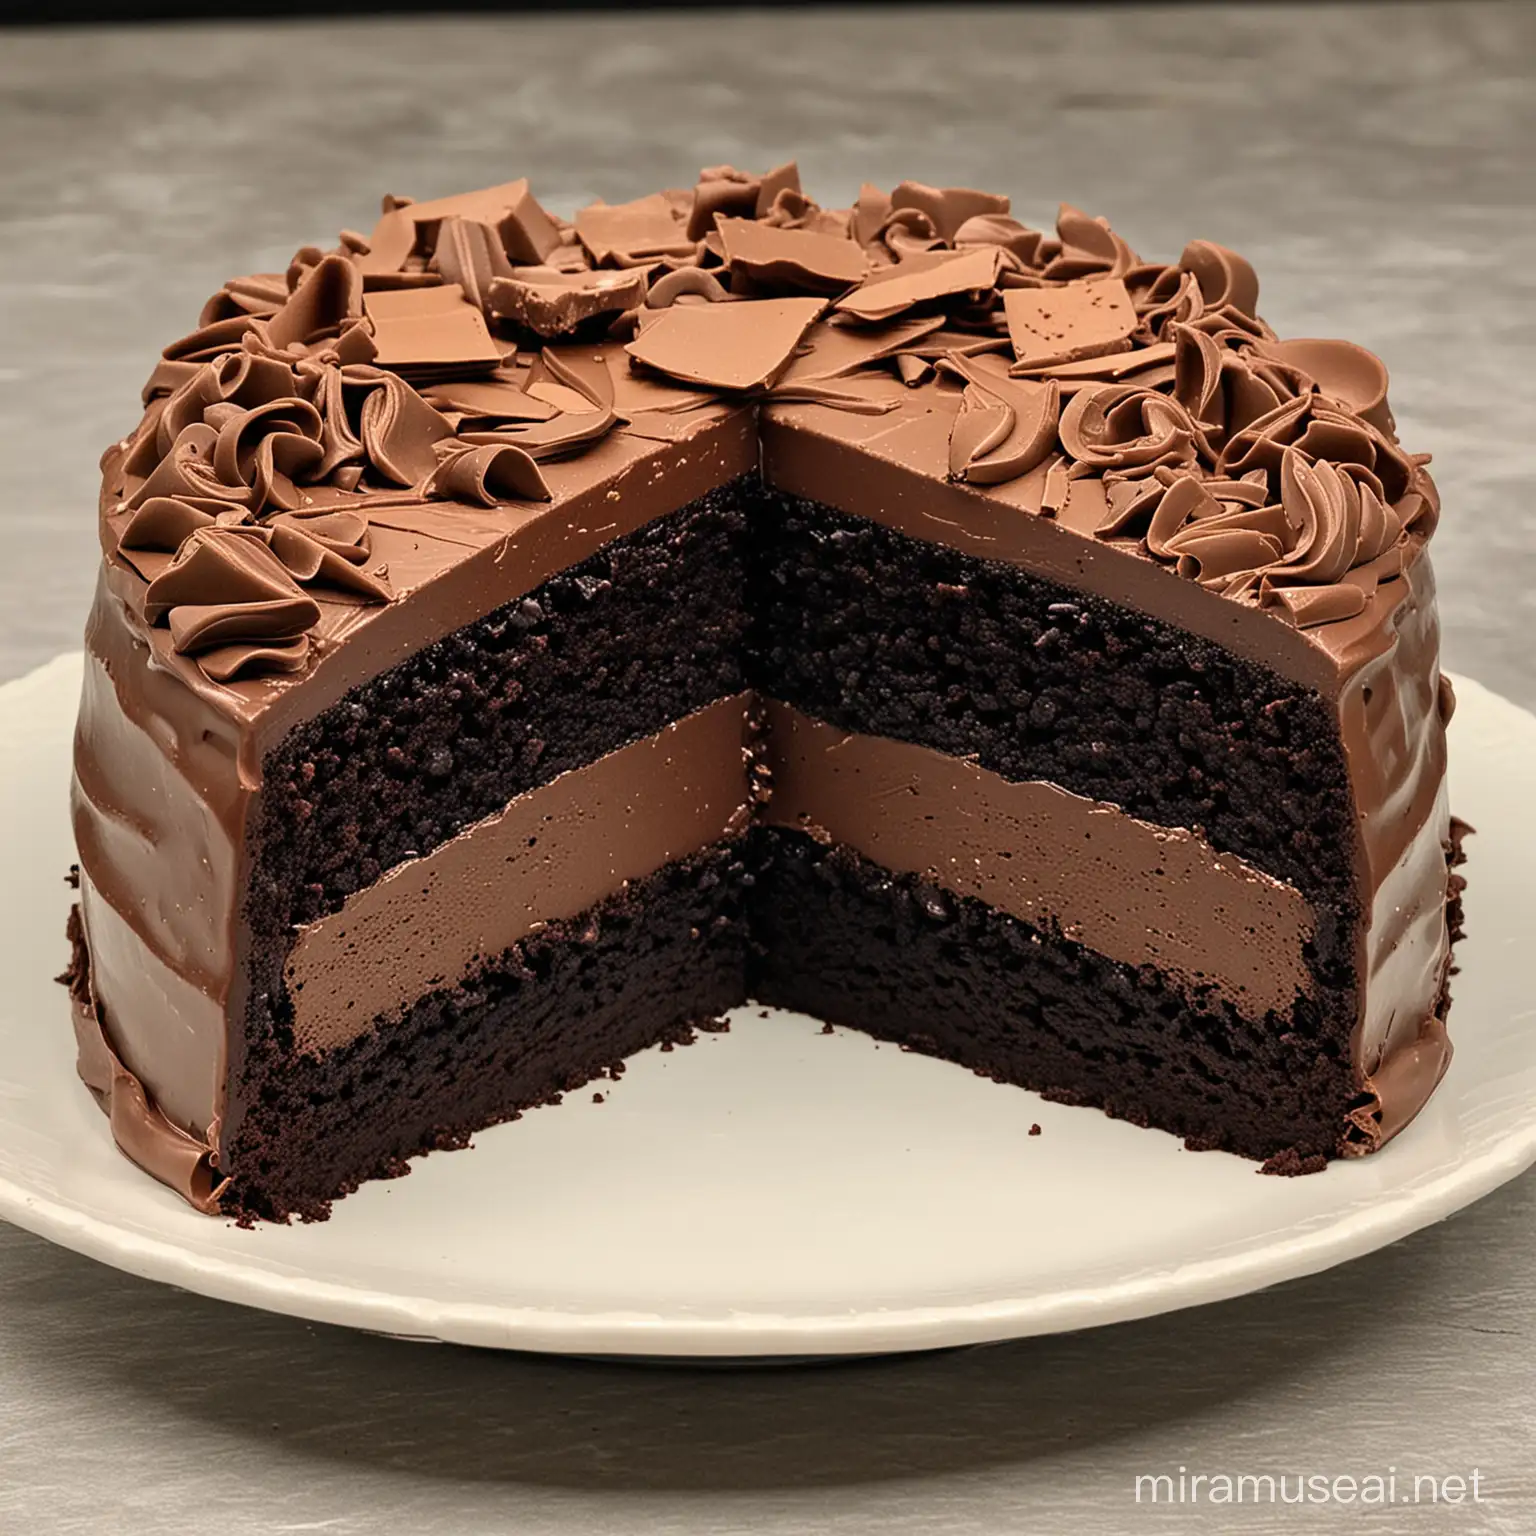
[109,167,1440,692]
[69,165,1458,1208]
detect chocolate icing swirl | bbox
[143,526,321,679]
[1059,383,1203,478]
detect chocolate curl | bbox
[126,423,261,511]
[891,182,1011,246]
[1044,205,1139,281]
[301,363,367,480]
[944,358,1060,487]
[154,351,301,460]
[159,313,261,368]
[355,369,456,484]
[954,213,1048,268]
[1217,393,1414,503]
[1179,239,1260,318]
[759,188,852,240]
[1185,303,1275,348]
[1125,263,1205,338]
[1059,383,1201,478]
[1216,393,1311,482]
[1163,509,1290,588]
[120,495,246,551]
[425,442,552,505]
[1259,579,1369,629]
[875,206,946,261]
[1170,322,1227,431]
[1251,337,1394,435]
[208,397,326,511]
[646,267,731,308]
[199,272,289,327]
[848,183,891,249]
[1269,449,1363,586]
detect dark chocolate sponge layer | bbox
[223,843,750,1224]
[249,481,750,940]
[747,828,1358,1166]
[748,489,1357,913]
[229,486,748,1179]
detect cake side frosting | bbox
[66,166,1457,1209]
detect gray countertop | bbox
[2,4,1534,1531]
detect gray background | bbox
[1,3,1532,1531]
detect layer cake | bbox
[62,166,1464,1220]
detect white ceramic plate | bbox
[0,654,1530,1356]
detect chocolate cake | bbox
[62,165,1463,1221]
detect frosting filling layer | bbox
[761,702,1313,1017]
[284,692,756,1053]
[284,695,1318,1054]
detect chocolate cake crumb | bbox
[1029,1124,1042,1136]
[592,1092,604,1104]
[1259,1148,1329,1177]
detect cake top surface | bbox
[97,164,1441,733]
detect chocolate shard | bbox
[834,247,1002,324]
[401,178,561,266]
[423,377,559,424]
[1004,277,1138,369]
[363,284,504,379]
[431,217,514,312]
[624,296,826,392]
[716,218,869,296]
[486,268,647,338]
[575,193,695,267]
